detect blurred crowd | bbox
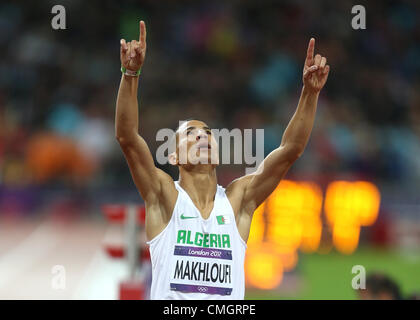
[0,1,419,207]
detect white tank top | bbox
[146,181,247,300]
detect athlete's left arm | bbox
[228,38,330,222]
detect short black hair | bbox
[174,118,198,133]
[366,273,402,300]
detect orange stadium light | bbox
[265,180,304,249]
[246,180,323,289]
[245,243,284,290]
[265,181,323,251]
[352,181,381,226]
[245,180,380,289]
[300,217,323,253]
[298,182,323,253]
[332,223,361,255]
[324,181,381,254]
[276,246,299,272]
[325,181,381,227]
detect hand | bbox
[302,38,330,93]
[120,21,147,72]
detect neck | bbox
[178,165,217,209]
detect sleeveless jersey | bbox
[146,181,247,300]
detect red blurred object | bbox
[370,211,390,247]
[104,244,150,262]
[104,244,125,258]
[102,204,149,300]
[102,204,145,225]
[141,248,150,261]
[119,280,145,300]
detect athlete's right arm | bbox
[115,21,177,240]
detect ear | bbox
[168,151,178,166]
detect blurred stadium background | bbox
[0,0,419,299]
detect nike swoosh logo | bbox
[180,214,198,220]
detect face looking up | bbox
[171,120,220,167]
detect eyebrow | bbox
[186,126,211,131]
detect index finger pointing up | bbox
[305,38,315,66]
[139,20,147,46]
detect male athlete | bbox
[116,21,329,299]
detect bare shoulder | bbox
[225,174,257,243]
[225,174,254,216]
[155,168,178,211]
[155,168,176,189]
[144,168,178,241]
[143,168,178,218]
[226,174,253,195]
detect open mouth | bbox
[196,142,211,150]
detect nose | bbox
[196,130,208,141]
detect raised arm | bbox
[116,21,176,238]
[228,38,329,229]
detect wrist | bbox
[302,85,320,97]
[121,66,141,77]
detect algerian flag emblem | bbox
[216,215,231,225]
